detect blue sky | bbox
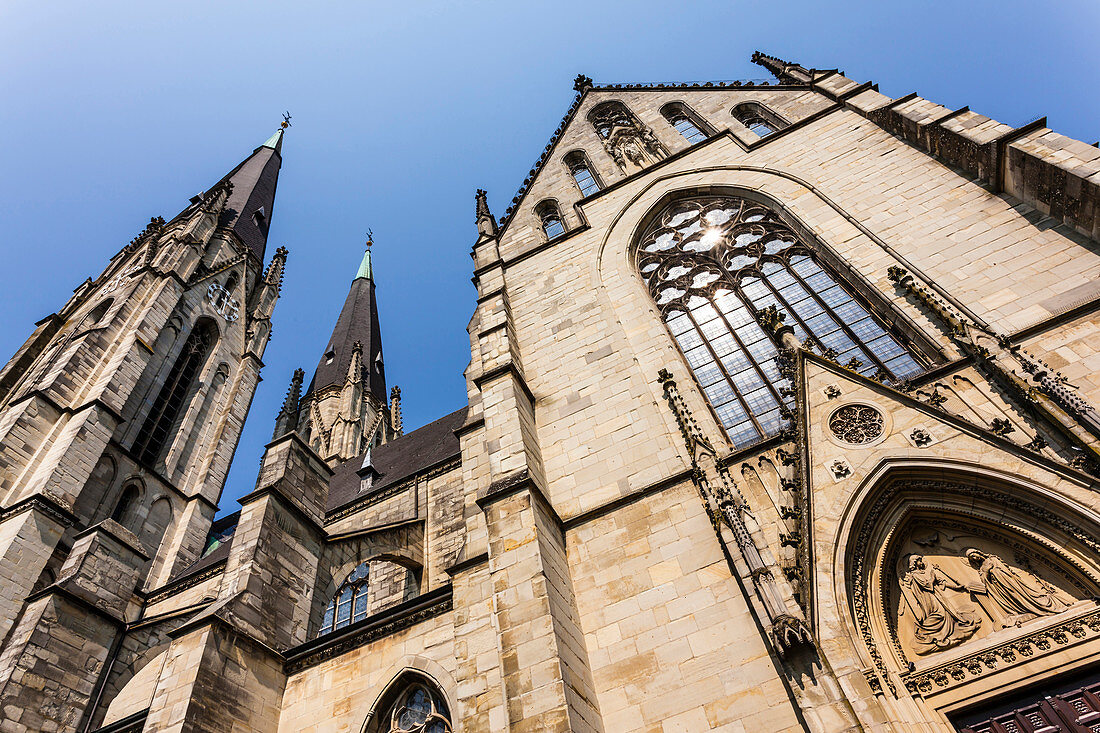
[1,0,1096,513]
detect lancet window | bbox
[638,195,922,446]
[133,320,215,466]
[564,151,601,196]
[320,561,370,634]
[732,102,786,137]
[661,103,710,144]
[536,200,566,240]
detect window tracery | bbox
[638,196,921,446]
[384,685,451,733]
[588,101,666,172]
[133,321,215,466]
[320,560,370,635]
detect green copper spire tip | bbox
[355,248,373,281]
[261,128,283,150]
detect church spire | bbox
[306,238,386,406]
[202,126,285,261]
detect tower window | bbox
[535,201,566,240]
[133,321,215,466]
[732,102,787,137]
[638,196,923,447]
[563,151,601,196]
[320,561,370,634]
[111,483,141,527]
[661,103,711,144]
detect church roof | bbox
[306,248,386,402]
[326,406,466,513]
[165,406,466,587]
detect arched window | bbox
[372,682,452,733]
[563,151,601,196]
[590,101,634,139]
[535,200,566,240]
[638,195,923,447]
[732,102,787,137]
[320,561,370,635]
[111,483,141,527]
[133,320,216,466]
[661,102,711,144]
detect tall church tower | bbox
[0,128,287,728]
[275,243,402,465]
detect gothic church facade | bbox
[2,52,1100,732]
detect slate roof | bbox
[306,253,386,403]
[214,132,283,261]
[326,406,466,513]
[166,407,466,586]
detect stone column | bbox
[140,432,331,733]
[0,519,146,733]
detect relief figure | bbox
[964,548,1076,627]
[899,554,982,654]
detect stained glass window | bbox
[639,196,922,447]
[386,685,451,733]
[319,560,370,635]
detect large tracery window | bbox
[639,196,922,447]
[383,685,451,733]
[133,320,215,465]
[320,560,370,634]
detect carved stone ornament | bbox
[849,480,1100,697]
[828,458,852,480]
[823,384,842,400]
[828,404,884,444]
[908,427,933,447]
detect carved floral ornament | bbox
[846,476,1100,697]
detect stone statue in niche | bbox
[899,555,982,653]
[892,527,1087,657]
[964,548,1075,627]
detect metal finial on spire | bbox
[281,111,293,130]
[365,228,373,248]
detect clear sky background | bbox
[2,0,1097,515]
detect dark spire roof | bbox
[306,248,386,403]
[209,129,284,260]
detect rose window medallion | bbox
[828,404,884,444]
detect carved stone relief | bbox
[828,404,884,444]
[890,524,1085,659]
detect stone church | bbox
[2,51,1100,732]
